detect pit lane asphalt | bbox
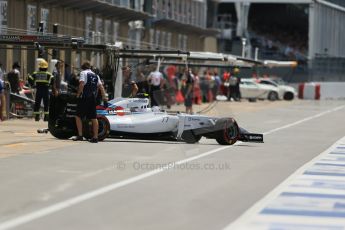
[0,100,344,230]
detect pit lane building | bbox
[216,0,345,81]
[0,0,218,79]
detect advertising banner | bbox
[85,16,93,43]
[40,8,49,33]
[0,0,7,34]
[27,5,37,34]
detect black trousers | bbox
[235,84,241,100]
[228,86,236,101]
[9,78,20,94]
[76,97,97,119]
[34,88,49,113]
[150,85,161,107]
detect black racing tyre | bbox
[82,116,110,141]
[48,119,75,139]
[181,130,202,144]
[97,116,110,141]
[214,118,239,145]
[283,92,294,100]
[268,91,278,101]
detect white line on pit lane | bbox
[0,105,344,230]
[223,136,345,230]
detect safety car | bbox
[257,78,296,100]
[240,78,280,101]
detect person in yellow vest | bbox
[28,60,54,121]
[233,67,241,101]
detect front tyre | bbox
[283,92,294,100]
[181,130,202,144]
[214,118,239,145]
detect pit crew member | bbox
[73,61,107,143]
[0,79,5,120]
[148,66,165,106]
[122,65,138,98]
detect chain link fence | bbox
[309,56,345,82]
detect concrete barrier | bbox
[298,82,345,100]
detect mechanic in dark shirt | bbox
[121,66,138,98]
[183,68,194,114]
[7,62,21,94]
[136,68,149,95]
[73,61,107,143]
[52,61,62,96]
[68,72,80,94]
[0,80,5,120]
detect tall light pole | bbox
[254,47,259,61]
[241,37,247,58]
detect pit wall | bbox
[298,82,345,100]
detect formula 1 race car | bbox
[48,93,263,145]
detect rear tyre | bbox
[97,116,110,141]
[268,91,278,101]
[82,116,110,141]
[48,119,75,139]
[181,130,202,144]
[214,118,239,145]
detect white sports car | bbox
[48,94,264,145]
[240,78,279,101]
[257,78,296,100]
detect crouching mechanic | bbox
[73,61,107,143]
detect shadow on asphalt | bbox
[100,139,260,147]
[235,144,261,147]
[101,139,182,145]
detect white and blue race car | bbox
[48,93,263,145]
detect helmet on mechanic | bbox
[38,60,48,69]
[233,67,240,74]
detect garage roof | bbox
[153,19,219,37]
[39,0,152,21]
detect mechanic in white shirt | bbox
[73,61,107,143]
[148,67,165,107]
